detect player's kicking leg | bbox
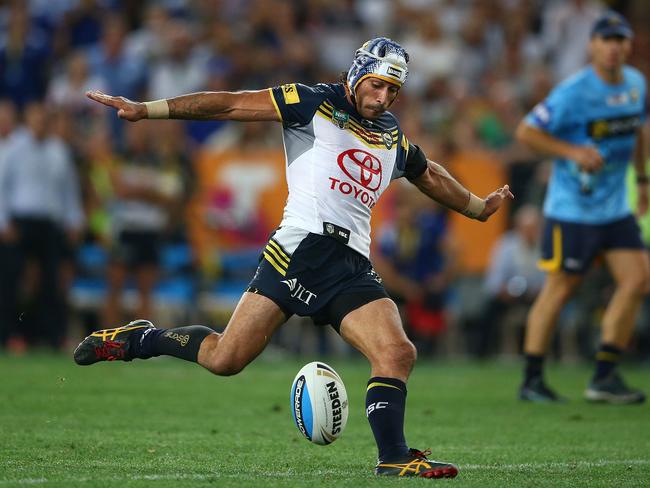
[339,298,458,479]
[74,292,287,375]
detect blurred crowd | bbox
[0,0,649,360]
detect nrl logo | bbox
[331,109,349,130]
[381,131,393,149]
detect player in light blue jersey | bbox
[516,11,648,404]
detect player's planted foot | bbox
[519,376,567,403]
[375,448,459,478]
[584,371,646,405]
[73,320,155,365]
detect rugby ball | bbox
[290,361,348,445]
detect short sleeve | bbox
[524,85,574,135]
[270,83,328,126]
[404,143,428,180]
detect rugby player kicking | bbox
[76,37,513,478]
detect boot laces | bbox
[409,448,432,460]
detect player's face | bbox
[24,103,49,140]
[354,77,400,119]
[590,35,631,72]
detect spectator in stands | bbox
[147,20,209,100]
[46,49,108,121]
[373,182,458,355]
[83,125,117,244]
[102,121,184,327]
[0,99,18,349]
[472,204,546,358]
[0,101,84,350]
[541,0,604,82]
[0,4,50,108]
[0,99,18,152]
[402,12,460,95]
[85,15,147,103]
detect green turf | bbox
[0,354,648,487]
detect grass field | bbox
[1,353,649,487]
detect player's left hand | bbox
[86,90,147,121]
[477,185,514,222]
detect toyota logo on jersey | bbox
[337,149,382,192]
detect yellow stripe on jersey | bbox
[263,252,287,276]
[538,225,562,272]
[315,111,389,149]
[264,244,289,269]
[401,134,409,153]
[268,88,282,121]
[268,240,290,261]
[321,101,334,114]
[281,83,300,104]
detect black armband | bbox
[404,143,428,180]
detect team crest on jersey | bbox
[381,131,393,149]
[630,87,639,103]
[606,92,630,106]
[331,109,350,129]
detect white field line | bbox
[1,459,649,485]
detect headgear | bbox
[346,37,409,96]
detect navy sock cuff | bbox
[367,377,407,395]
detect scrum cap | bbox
[347,37,409,95]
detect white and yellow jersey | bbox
[269,82,427,258]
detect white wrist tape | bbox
[144,99,169,119]
[461,192,485,219]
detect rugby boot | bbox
[584,371,646,405]
[73,319,154,365]
[519,376,567,403]
[375,448,459,478]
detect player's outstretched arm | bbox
[86,89,281,122]
[411,159,513,222]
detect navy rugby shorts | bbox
[247,229,389,331]
[539,215,644,274]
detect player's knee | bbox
[619,282,648,300]
[384,340,417,372]
[206,353,248,376]
[618,269,650,297]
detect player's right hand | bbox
[86,90,147,122]
[569,145,603,173]
[477,184,514,222]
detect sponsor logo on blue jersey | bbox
[587,114,642,140]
